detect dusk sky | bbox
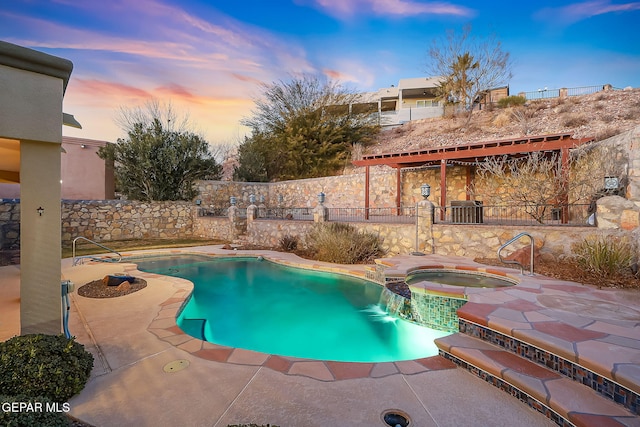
[2,0,639,146]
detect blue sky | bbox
[2,0,639,145]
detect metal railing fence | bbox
[326,206,417,223]
[198,203,594,227]
[435,203,593,227]
[258,207,314,221]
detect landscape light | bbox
[421,184,431,199]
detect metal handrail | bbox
[497,232,534,276]
[72,236,122,266]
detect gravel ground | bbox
[367,88,640,155]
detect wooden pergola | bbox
[352,133,595,220]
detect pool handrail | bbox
[72,236,122,266]
[497,232,535,276]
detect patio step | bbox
[455,306,639,417]
[435,333,640,427]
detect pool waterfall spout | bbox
[378,284,466,333]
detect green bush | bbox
[572,235,635,278]
[0,395,70,427]
[279,234,298,252]
[497,95,526,108]
[307,223,385,264]
[0,334,94,403]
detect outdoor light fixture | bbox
[249,194,256,204]
[230,196,237,206]
[259,195,265,204]
[421,183,431,199]
[604,176,619,190]
[37,206,44,216]
[317,192,326,204]
[195,199,201,206]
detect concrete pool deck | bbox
[1,246,638,426]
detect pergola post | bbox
[395,166,401,215]
[364,165,370,220]
[560,147,570,224]
[440,159,447,220]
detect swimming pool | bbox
[131,255,450,362]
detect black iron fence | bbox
[198,206,247,218]
[198,203,595,227]
[259,207,314,221]
[435,203,594,227]
[521,85,609,101]
[326,207,416,223]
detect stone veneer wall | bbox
[429,223,623,260]
[244,218,618,260]
[0,200,20,250]
[196,166,469,210]
[60,200,195,245]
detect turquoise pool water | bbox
[131,255,449,362]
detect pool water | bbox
[406,270,515,288]
[132,255,449,362]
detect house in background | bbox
[348,76,510,127]
[0,136,115,200]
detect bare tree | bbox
[469,146,626,223]
[427,25,513,123]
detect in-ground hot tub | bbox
[406,269,517,288]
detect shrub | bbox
[0,395,69,427]
[306,223,385,264]
[0,334,94,403]
[279,234,298,252]
[572,235,635,278]
[497,95,526,108]
[562,113,588,127]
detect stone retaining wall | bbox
[61,200,195,245]
[0,200,19,250]
[196,166,469,210]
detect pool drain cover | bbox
[381,409,410,427]
[163,359,190,373]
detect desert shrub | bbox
[497,95,526,108]
[556,102,573,114]
[594,126,622,141]
[562,113,588,127]
[0,395,69,427]
[306,223,385,264]
[623,107,640,120]
[0,334,94,402]
[279,234,298,252]
[572,235,635,278]
[492,111,511,127]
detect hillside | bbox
[367,87,640,155]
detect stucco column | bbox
[313,204,328,222]
[246,204,257,222]
[20,140,62,335]
[416,200,435,254]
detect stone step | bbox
[435,333,639,427]
[455,304,639,415]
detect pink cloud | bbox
[71,79,151,102]
[309,0,474,18]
